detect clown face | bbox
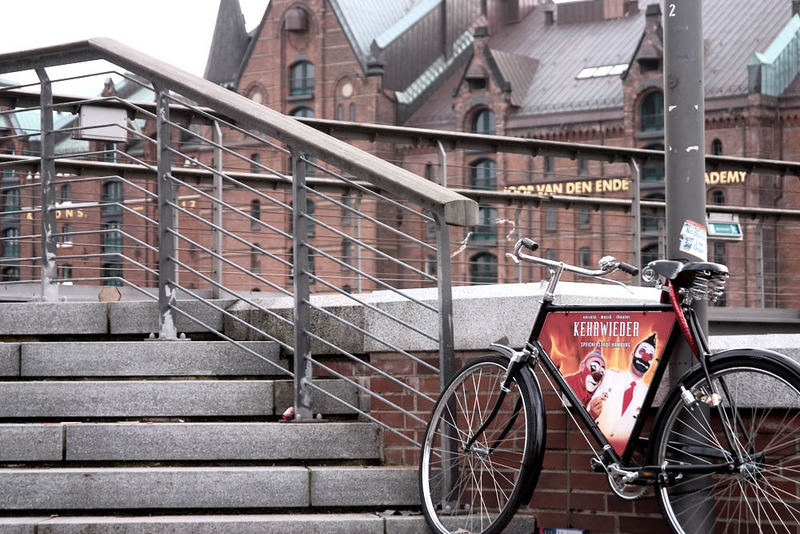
[582,353,606,393]
[631,340,655,376]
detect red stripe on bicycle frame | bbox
[667,281,700,358]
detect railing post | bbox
[433,207,457,511]
[36,68,58,302]
[292,150,314,420]
[436,140,448,187]
[211,121,223,299]
[629,158,642,285]
[156,89,178,340]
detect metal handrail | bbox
[0,38,478,227]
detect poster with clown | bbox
[539,310,676,455]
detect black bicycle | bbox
[419,238,800,534]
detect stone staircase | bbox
[0,300,427,533]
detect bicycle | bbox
[419,238,800,534]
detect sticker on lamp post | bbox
[679,219,707,261]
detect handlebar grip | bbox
[521,238,538,252]
[618,262,640,276]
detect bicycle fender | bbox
[487,342,516,361]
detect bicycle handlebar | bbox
[508,238,640,279]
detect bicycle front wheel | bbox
[651,353,800,534]
[419,355,543,534]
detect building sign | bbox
[503,171,746,197]
[25,209,87,220]
[504,178,629,196]
[705,171,747,185]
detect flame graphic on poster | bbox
[540,310,676,455]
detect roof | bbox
[489,49,539,108]
[329,0,423,69]
[204,0,252,88]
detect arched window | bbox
[640,91,664,132]
[470,252,497,285]
[290,106,314,118]
[471,108,495,135]
[470,159,497,190]
[711,189,725,205]
[336,104,344,121]
[473,206,497,243]
[250,199,261,231]
[289,61,315,96]
[711,138,723,155]
[349,103,356,122]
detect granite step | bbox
[0,379,358,419]
[0,422,382,463]
[0,466,418,511]
[0,341,285,377]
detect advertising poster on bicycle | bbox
[539,310,676,455]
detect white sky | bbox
[0,0,269,93]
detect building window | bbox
[546,249,558,261]
[342,239,353,267]
[2,187,20,214]
[470,252,497,285]
[641,243,659,266]
[250,199,261,231]
[2,227,19,257]
[60,183,72,203]
[473,206,497,243]
[579,247,592,268]
[250,246,261,275]
[470,159,497,191]
[103,142,118,163]
[471,108,496,135]
[578,207,590,229]
[544,206,557,231]
[577,158,588,176]
[426,254,437,277]
[341,192,352,227]
[424,163,435,181]
[1,266,19,282]
[60,223,73,246]
[290,106,314,118]
[544,156,554,177]
[640,91,664,132]
[642,144,665,182]
[642,193,664,234]
[250,153,261,174]
[711,138,723,155]
[349,103,356,122]
[60,264,73,283]
[336,104,344,121]
[711,189,725,205]
[289,61,315,97]
[103,263,123,286]
[103,221,123,255]
[103,180,123,216]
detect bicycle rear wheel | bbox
[419,355,543,534]
[650,353,800,533]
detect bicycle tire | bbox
[419,355,544,534]
[650,352,800,534]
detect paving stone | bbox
[0,381,273,418]
[0,425,62,462]
[0,344,19,376]
[0,303,107,336]
[20,341,285,377]
[65,422,380,461]
[310,466,418,507]
[0,467,308,510]
[35,514,383,533]
[274,379,360,416]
